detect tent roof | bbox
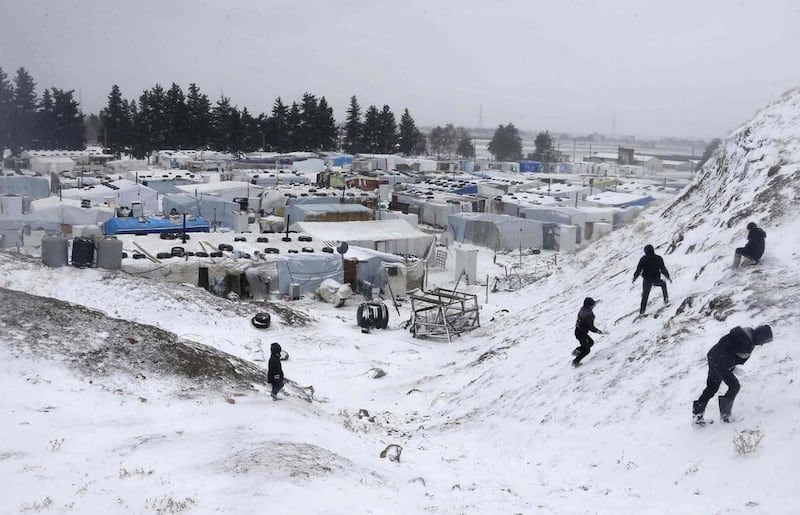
[175,181,266,195]
[293,219,428,241]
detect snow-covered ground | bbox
[2,89,800,514]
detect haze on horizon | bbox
[1,0,799,141]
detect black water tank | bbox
[71,237,95,268]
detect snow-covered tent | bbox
[292,219,435,258]
[342,245,406,291]
[29,197,114,226]
[0,176,50,199]
[583,191,654,208]
[162,194,239,228]
[285,203,373,224]
[244,253,344,296]
[448,213,543,251]
[29,156,75,174]
[0,217,62,248]
[520,206,586,226]
[175,181,266,202]
[60,179,159,215]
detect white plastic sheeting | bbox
[29,197,114,225]
[162,194,239,228]
[448,213,543,251]
[60,179,159,215]
[293,219,435,258]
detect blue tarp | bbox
[332,156,353,167]
[104,216,210,235]
[452,185,478,195]
[519,161,542,173]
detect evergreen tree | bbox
[487,123,522,161]
[210,96,242,153]
[362,105,380,153]
[429,124,458,157]
[286,102,301,151]
[268,97,290,152]
[50,88,85,149]
[239,107,260,152]
[398,108,420,155]
[0,67,12,160]
[100,85,131,156]
[316,96,337,151]
[36,88,57,149]
[530,131,556,162]
[343,95,362,154]
[298,92,318,150]
[133,85,169,159]
[125,99,139,157]
[164,83,188,149]
[456,129,475,158]
[377,105,398,153]
[9,67,38,155]
[186,83,211,149]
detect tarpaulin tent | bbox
[292,219,435,258]
[0,176,50,199]
[285,203,373,223]
[60,179,159,215]
[448,213,543,251]
[30,197,114,226]
[162,193,239,228]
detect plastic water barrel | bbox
[71,237,95,268]
[96,236,123,270]
[41,233,69,267]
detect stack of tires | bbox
[357,302,389,332]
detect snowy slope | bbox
[2,90,800,514]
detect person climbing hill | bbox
[632,244,671,315]
[733,222,766,268]
[572,297,603,367]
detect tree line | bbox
[1,65,551,163]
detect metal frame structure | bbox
[410,288,480,342]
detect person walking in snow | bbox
[572,297,603,367]
[732,222,766,268]
[267,342,285,400]
[632,244,671,315]
[692,324,773,424]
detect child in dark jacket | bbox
[692,324,772,424]
[733,222,766,268]
[572,297,603,366]
[267,342,285,400]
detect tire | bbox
[218,243,233,252]
[357,303,367,328]
[257,237,269,243]
[379,303,389,329]
[281,237,292,242]
[322,247,334,253]
[234,237,246,242]
[301,247,314,253]
[195,251,209,258]
[298,235,312,242]
[288,249,299,254]
[121,252,128,259]
[171,246,185,257]
[210,251,223,258]
[251,312,271,329]
[156,252,172,259]
[132,253,146,260]
[265,247,279,254]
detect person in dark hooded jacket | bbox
[733,222,766,268]
[267,342,285,400]
[572,297,603,366]
[632,244,671,315]
[692,324,773,424]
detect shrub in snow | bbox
[733,429,764,456]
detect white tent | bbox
[176,181,266,202]
[30,197,114,226]
[292,219,435,258]
[448,213,543,250]
[60,179,159,214]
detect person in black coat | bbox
[632,244,671,315]
[692,324,773,424]
[267,342,285,400]
[733,222,766,268]
[572,297,603,366]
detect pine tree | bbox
[9,67,38,155]
[164,83,188,149]
[186,83,211,149]
[286,102,301,151]
[36,88,57,149]
[100,85,131,156]
[0,67,12,160]
[210,96,241,153]
[84,113,102,146]
[298,92,318,150]
[50,88,85,149]
[268,97,289,152]
[398,108,420,155]
[362,105,380,153]
[488,123,522,161]
[343,95,362,154]
[377,105,398,153]
[239,107,260,152]
[317,96,337,151]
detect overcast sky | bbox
[2,0,799,139]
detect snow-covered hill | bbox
[2,90,800,514]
